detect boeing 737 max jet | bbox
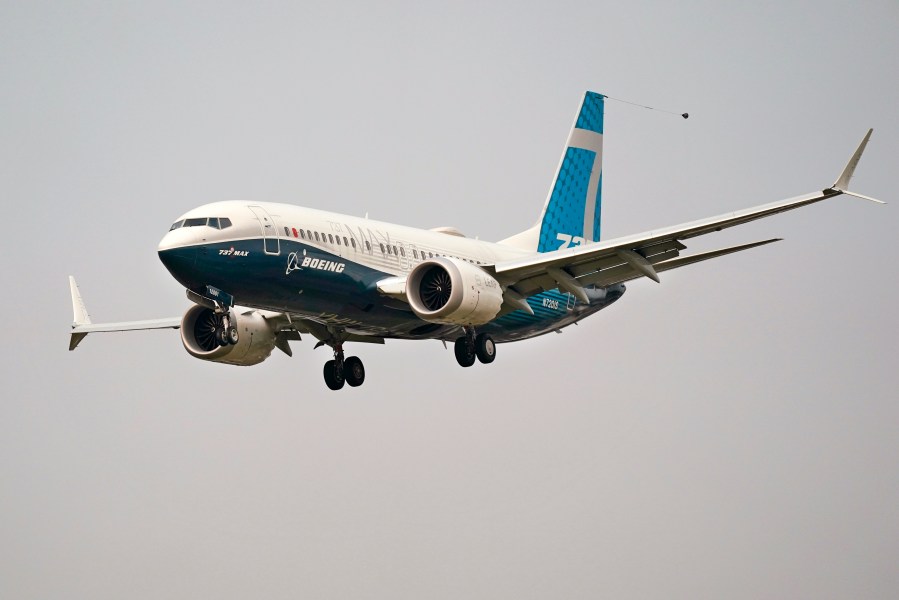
[68,92,883,390]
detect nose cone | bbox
[158,228,199,289]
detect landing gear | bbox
[454,328,496,367]
[323,359,345,390]
[213,310,239,347]
[454,336,476,367]
[321,341,366,390]
[475,333,496,364]
[344,356,365,387]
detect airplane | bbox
[68,91,883,390]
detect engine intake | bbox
[181,305,277,366]
[407,257,504,326]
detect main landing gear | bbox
[453,328,496,368]
[322,342,366,391]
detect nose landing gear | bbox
[213,309,239,347]
[453,328,496,367]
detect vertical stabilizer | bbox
[538,91,605,252]
[498,91,606,252]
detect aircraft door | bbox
[248,205,281,255]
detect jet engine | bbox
[406,257,504,326]
[180,305,277,366]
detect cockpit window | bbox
[171,217,232,229]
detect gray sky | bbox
[2,1,897,598]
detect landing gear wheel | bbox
[227,326,239,345]
[344,356,365,387]
[475,333,496,364]
[454,337,476,367]
[323,359,345,390]
[216,327,229,347]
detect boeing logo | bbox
[303,257,346,273]
[286,251,346,275]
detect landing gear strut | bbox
[213,309,239,347]
[322,341,365,391]
[454,328,496,367]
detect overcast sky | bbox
[1,1,897,598]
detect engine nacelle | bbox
[406,257,504,326]
[180,305,277,366]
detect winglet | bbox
[69,276,91,351]
[833,129,872,191]
[69,276,91,325]
[829,128,885,204]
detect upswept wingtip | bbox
[831,129,884,204]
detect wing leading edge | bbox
[490,129,883,299]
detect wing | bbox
[489,129,883,302]
[68,276,182,350]
[69,276,385,355]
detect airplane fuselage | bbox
[157,200,625,343]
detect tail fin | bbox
[499,91,606,252]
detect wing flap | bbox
[578,239,782,287]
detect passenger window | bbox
[413,249,419,259]
[314,232,321,242]
[299,229,306,239]
[366,241,372,252]
[291,228,298,238]
[351,239,357,249]
[219,218,232,229]
[336,236,341,245]
[170,220,184,230]
[379,243,385,254]
[400,247,405,257]
[343,237,349,246]
[392,245,398,255]
[328,234,334,244]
